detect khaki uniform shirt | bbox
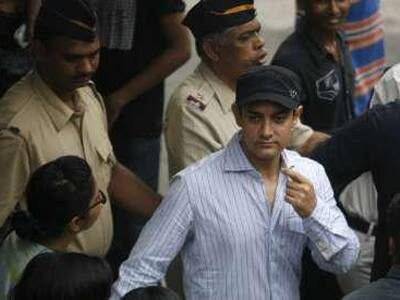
[165,63,314,176]
[0,71,115,256]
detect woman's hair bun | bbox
[11,210,42,241]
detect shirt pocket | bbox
[94,138,114,189]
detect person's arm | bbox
[25,0,42,40]
[108,163,161,219]
[110,177,193,299]
[106,11,191,125]
[296,131,331,156]
[307,165,359,273]
[310,112,374,196]
[0,130,30,225]
[288,119,331,156]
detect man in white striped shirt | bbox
[110,65,359,300]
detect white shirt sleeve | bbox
[110,176,193,299]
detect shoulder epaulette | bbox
[186,93,207,111]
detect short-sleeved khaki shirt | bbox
[165,63,314,176]
[0,71,115,256]
[165,63,239,176]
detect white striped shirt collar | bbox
[223,131,295,173]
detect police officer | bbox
[165,0,328,176]
[0,0,160,257]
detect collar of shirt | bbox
[298,19,346,61]
[199,62,235,114]
[31,71,87,132]
[223,131,295,173]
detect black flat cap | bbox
[35,0,97,41]
[183,0,256,39]
[236,65,303,109]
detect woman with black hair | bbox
[13,252,113,300]
[0,155,106,299]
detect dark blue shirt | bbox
[311,100,400,280]
[272,21,355,133]
[344,266,400,300]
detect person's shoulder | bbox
[79,82,106,114]
[80,82,101,101]
[168,67,215,115]
[383,63,400,83]
[272,32,304,63]
[176,149,225,180]
[0,74,41,133]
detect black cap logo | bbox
[289,89,298,99]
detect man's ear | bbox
[67,216,84,234]
[202,39,220,62]
[232,103,243,128]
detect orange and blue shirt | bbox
[341,0,385,115]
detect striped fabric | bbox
[371,63,400,106]
[341,0,385,115]
[90,0,137,50]
[110,133,359,300]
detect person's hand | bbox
[105,91,130,127]
[104,84,139,128]
[282,167,316,218]
[297,131,331,156]
[26,0,43,41]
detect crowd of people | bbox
[0,0,399,299]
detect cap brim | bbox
[237,92,298,109]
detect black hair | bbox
[13,252,112,300]
[387,192,400,263]
[11,155,94,243]
[122,286,181,300]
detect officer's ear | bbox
[202,38,220,62]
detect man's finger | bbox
[282,167,309,184]
[286,189,306,201]
[287,181,305,192]
[285,194,299,207]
